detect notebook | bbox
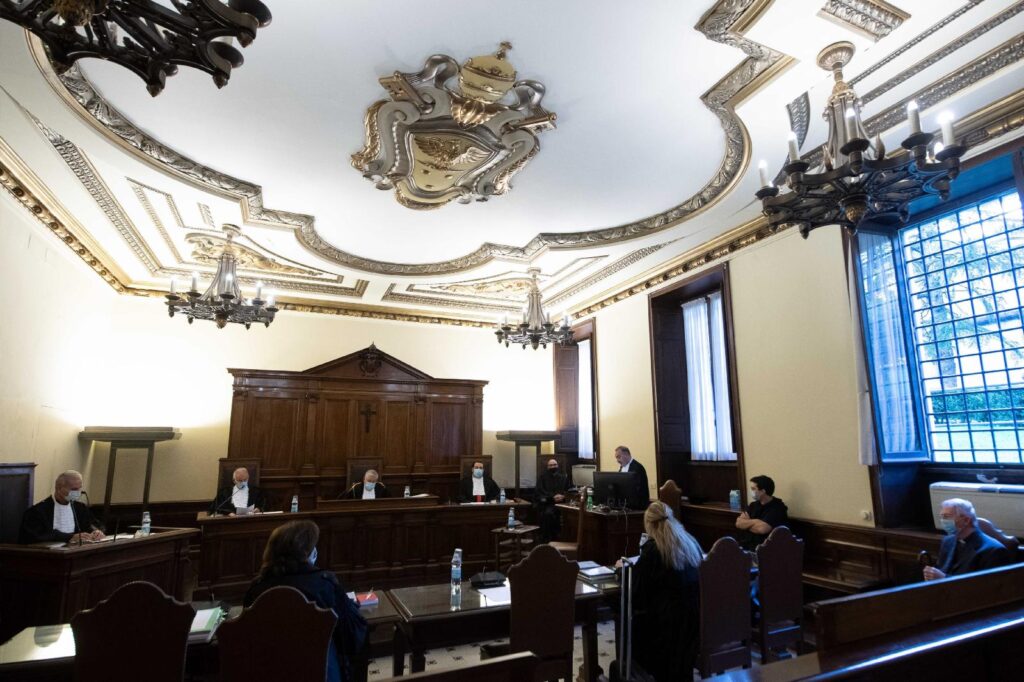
[188,607,224,644]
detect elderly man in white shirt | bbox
[210,467,267,515]
[19,470,105,544]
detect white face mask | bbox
[309,547,318,565]
[473,468,484,479]
[365,481,376,491]
[235,480,248,489]
[67,489,82,502]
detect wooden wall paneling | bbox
[316,395,359,476]
[0,462,36,544]
[553,343,579,453]
[234,388,309,474]
[382,397,415,474]
[427,398,473,468]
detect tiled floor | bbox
[367,619,619,677]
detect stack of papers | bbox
[188,607,224,644]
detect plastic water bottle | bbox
[499,488,506,504]
[140,511,151,537]
[729,489,741,511]
[507,507,515,529]
[290,495,299,513]
[404,485,411,498]
[450,548,463,596]
[586,487,594,511]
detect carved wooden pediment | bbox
[300,343,434,381]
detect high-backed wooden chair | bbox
[481,545,578,681]
[71,581,194,682]
[698,537,752,677]
[217,586,338,682]
[978,517,1021,552]
[548,499,586,561]
[460,455,494,480]
[658,479,683,520]
[754,526,804,662]
[218,457,261,488]
[347,457,383,487]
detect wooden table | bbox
[557,504,645,566]
[0,528,197,642]
[196,500,531,600]
[386,578,617,681]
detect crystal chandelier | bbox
[165,224,278,329]
[0,0,272,96]
[755,42,965,237]
[495,268,574,350]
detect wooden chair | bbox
[347,457,383,487]
[698,537,752,677]
[71,581,194,682]
[481,545,578,681]
[217,586,338,682]
[754,526,804,662]
[218,457,261,488]
[548,499,586,561]
[658,479,683,520]
[978,517,1021,552]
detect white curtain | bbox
[577,338,595,459]
[682,299,717,460]
[708,292,736,460]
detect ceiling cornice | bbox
[24,0,787,276]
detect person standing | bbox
[614,445,650,508]
[535,458,568,542]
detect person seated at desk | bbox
[614,445,650,507]
[631,501,702,682]
[244,520,367,682]
[923,497,1010,581]
[210,467,267,516]
[337,469,390,500]
[19,470,105,544]
[535,458,568,542]
[456,460,500,503]
[735,474,788,551]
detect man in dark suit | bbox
[20,470,104,544]
[456,460,500,503]
[924,497,1009,580]
[337,469,390,500]
[210,467,268,515]
[614,446,649,509]
[535,458,569,542]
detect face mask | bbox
[473,469,484,479]
[548,468,558,474]
[940,517,957,534]
[365,482,376,491]
[235,481,247,489]
[309,547,318,565]
[750,489,759,501]
[67,489,82,502]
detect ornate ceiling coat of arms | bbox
[351,43,556,210]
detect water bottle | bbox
[404,485,411,498]
[729,489,741,511]
[507,507,515,529]
[140,511,151,537]
[290,495,299,513]
[586,487,594,511]
[499,488,506,504]
[450,548,463,596]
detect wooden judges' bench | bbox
[196,497,531,599]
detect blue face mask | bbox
[473,468,484,479]
[365,481,375,491]
[940,517,957,534]
[309,547,318,565]
[235,480,247,490]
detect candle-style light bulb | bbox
[190,271,198,292]
[758,160,771,188]
[844,108,858,141]
[932,141,945,162]
[256,280,263,301]
[266,295,275,308]
[937,111,955,147]
[787,131,799,163]
[907,100,921,135]
[170,279,176,295]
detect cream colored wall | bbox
[590,228,875,526]
[0,191,555,504]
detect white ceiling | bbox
[0,0,1022,322]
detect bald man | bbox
[20,470,105,544]
[535,458,568,542]
[210,467,267,515]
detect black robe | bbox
[337,482,391,500]
[456,476,500,503]
[209,485,268,515]
[19,497,103,544]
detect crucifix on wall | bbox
[359,403,377,433]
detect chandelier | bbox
[755,42,965,237]
[494,269,574,350]
[165,224,278,329]
[0,0,272,96]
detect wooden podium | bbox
[0,528,197,642]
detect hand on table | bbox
[554,494,565,503]
[923,565,946,581]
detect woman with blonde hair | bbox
[630,501,702,681]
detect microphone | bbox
[68,496,82,547]
[212,489,237,516]
[111,517,120,543]
[339,482,360,500]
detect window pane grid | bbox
[900,189,1024,465]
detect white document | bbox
[476,585,511,605]
[581,566,615,578]
[577,560,601,570]
[188,608,223,643]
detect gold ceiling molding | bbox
[818,0,910,42]
[407,256,605,302]
[26,0,784,275]
[574,89,1024,319]
[184,233,322,277]
[0,140,130,294]
[352,44,555,209]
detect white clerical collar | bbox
[472,477,486,495]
